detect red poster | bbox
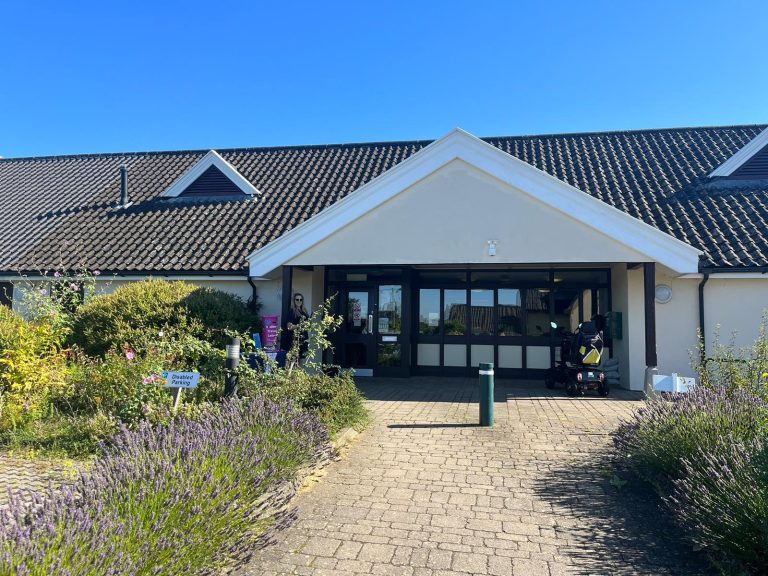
[262,315,279,350]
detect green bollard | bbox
[479,362,494,427]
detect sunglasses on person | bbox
[295,298,303,302]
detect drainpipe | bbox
[698,270,710,364]
[247,276,259,313]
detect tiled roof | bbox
[0,125,766,274]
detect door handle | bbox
[368,314,374,334]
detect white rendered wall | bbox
[703,277,768,352]
[288,160,651,267]
[99,278,253,302]
[610,265,647,391]
[654,273,699,378]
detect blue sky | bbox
[1,1,766,157]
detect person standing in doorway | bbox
[286,293,310,367]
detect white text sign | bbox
[163,371,200,389]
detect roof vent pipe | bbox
[119,165,129,206]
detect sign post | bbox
[163,371,200,412]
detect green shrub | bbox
[0,308,68,431]
[240,367,368,435]
[614,387,768,488]
[69,280,259,357]
[692,316,768,399]
[62,350,172,426]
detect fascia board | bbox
[679,272,768,280]
[161,150,260,197]
[0,275,249,282]
[247,131,466,274]
[710,127,768,177]
[248,128,701,276]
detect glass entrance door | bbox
[341,289,375,375]
[376,284,404,376]
[337,284,407,376]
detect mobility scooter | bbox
[545,317,608,397]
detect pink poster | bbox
[262,315,279,350]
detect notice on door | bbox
[353,302,361,327]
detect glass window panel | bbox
[471,344,494,367]
[344,343,369,367]
[525,288,550,337]
[553,289,580,333]
[444,289,467,335]
[498,345,523,368]
[378,285,402,334]
[497,288,522,336]
[471,289,494,336]
[553,270,609,284]
[471,270,549,284]
[526,346,552,369]
[417,270,467,283]
[346,291,369,334]
[444,344,466,367]
[419,288,441,335]
[377,343,401,367]
[582,288,593,321]
[417,343,440,366]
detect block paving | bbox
[0,453,77,510]
[242,378,711,575]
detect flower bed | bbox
[0,397,329,576]
[615,385,768,573]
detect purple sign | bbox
[262,315,279,350]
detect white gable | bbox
[710,127,768,177]
[288,159,651,266]
[248,129,701,276]
[161,150,260,197]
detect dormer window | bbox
[161,150,260,198]
[710,127,768,180]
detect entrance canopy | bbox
[247,129,701,277]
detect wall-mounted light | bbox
[655,284,673,304]
[487,240,497,256]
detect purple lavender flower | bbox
[0,397,329,574]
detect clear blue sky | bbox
[1,0,766,157]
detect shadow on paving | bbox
[533,453,713,575]
[358,377,645,403]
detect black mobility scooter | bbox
[545,317,608,397]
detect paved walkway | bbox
[0,453,77,511]
[243,378,711,576]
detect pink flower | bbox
[93,270,101,276]
[54,271,61,278]
[69,283,79,291]
[124,348,135,361]
[39,288,47,295]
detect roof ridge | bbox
[481,123,768,142]
[2,123,766,163]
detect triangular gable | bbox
[161,150,260,197]
[247,129,701,276]
[180,165,245,197]
[710,127,768,178]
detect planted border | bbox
[0,397,329,576]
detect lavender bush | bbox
[668,438,768,574]
[614,386,768,486]
[0,397,329,575]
